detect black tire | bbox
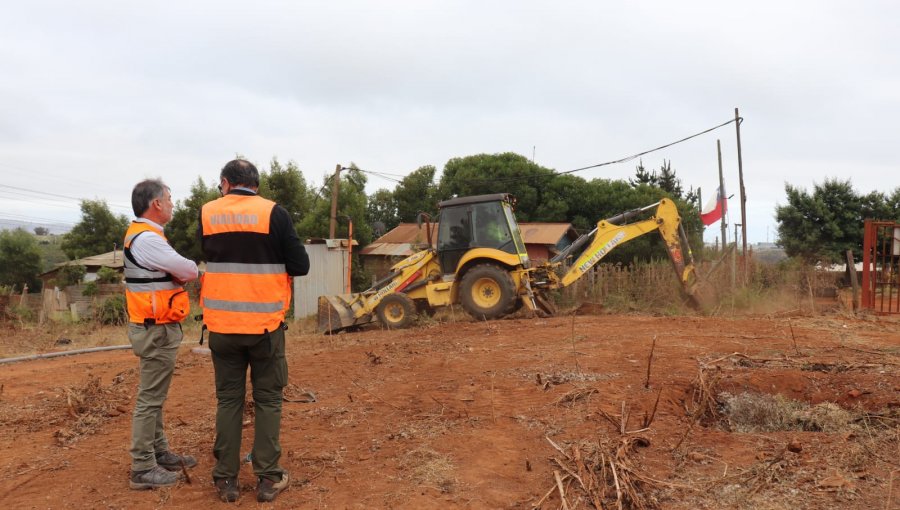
[459,263,517,320]
[376,293,416,329]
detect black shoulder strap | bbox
[124,231,154,272]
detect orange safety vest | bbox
[200,194,291,334]
[123,222,190,325]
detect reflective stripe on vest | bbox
[206,262,287,274]
[200,194,290,334]
[203,298,284,313]
[123,221,187,324]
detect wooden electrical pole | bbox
[697,187,703,261]
[735,108,747,269]
[329,164,342,239]
[717,139,726,249]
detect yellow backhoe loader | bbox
[318,193,708,333]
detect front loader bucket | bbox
[317,294,372,334]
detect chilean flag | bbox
[701,186,726,226]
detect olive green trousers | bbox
[208,328,287,481]
[127,322,182,471]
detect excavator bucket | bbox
[317,294,372,334]
[686,280,718,312]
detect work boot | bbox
[215,477,240,502]
[256,471,289,502]
[130,465,179,490]
[155,450,198,471]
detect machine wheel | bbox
[376,293,416,329]
[459,263,517,320]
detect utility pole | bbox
[329,164,342,239]
[735,108,747,271]
[717,139,727,249]
[697,187,703,261]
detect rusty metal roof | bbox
[518,223,578,245]
[373,224,437,245]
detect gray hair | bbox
[131,179,169,216]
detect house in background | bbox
[38,250,124,289]
[359,222,579,279]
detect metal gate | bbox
[861,220,900,313]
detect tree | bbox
[656,160,683,199]
[775,179,880,263]
[0,228,42,292]
[60,200,129,260]
[395,165,440,222]
[296,165,373,246]
[630,160,684,199]
[167,177,219,262]
[33,226,49,236]
[367,188,399,235]
[629,160,657,188]
[259,157,314,226]
[438,153,556,221]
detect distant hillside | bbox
[0,218,71,235]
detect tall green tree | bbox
[259,157,313,225]
[167,177,219,261]
[367,188,399,235]
[438,153,556,221]
[629,160,657,188]
[395,165,440,222]
[656,160,683,199]
[0,228,42,292]
[60,200,129,260]
[775,179,870,263]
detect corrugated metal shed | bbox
[294,240,352,318]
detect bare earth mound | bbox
[0,313,898,509]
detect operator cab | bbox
[436,193,529,274]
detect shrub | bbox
[96,266,121,284]
[58,264,87,287]
[82,281,98,297]
[4,304,36,324]
[95,295,127,325]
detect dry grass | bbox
[398,446,457,493]
[720,392,863,433]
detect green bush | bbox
[82,281,98,297]
[95,295,127,325]
[5,304,35,323]
[96,266,122,284]
[58,264,87,287]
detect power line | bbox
[0,184,132,211]
[559,117,740,175]
[0,212,76,226]
[348,116,741,188]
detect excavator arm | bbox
[546,198,706,307]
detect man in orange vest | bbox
[124,179,199,489]
[199,159,309,503]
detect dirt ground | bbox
[0,310,898,509]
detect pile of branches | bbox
[537,436,665,510]
[53,373,132,445]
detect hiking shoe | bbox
[156,450,198,471]
[215,477,240,503]
[256,471,289,502]
[130,465,179,490]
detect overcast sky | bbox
[2,1,897,244]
